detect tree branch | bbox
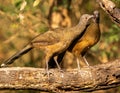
[0,59,120,92]
[97,0,120,27]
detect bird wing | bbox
[31,29,63,46]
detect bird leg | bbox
[45,59,50,79]
[81,55,93,79]
[45,55,62,79]
[53,56,62,72]
[76,57,81,70]
[78,55,90,67]
[74,54,81,71]
[82,56,89,66]
[75,55,90,71]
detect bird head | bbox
[93,10,100,23]
[78,14,94,25]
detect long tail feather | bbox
[1,44,33,67]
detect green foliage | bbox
[36,24,49,33]
[101,24,120,59]
[62,0,70,8]
[13,0,23,9]
[0,3,15,13]
[103,24,120,43]
[91,24,120,61]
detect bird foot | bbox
[77,68,81,73]
[44,69,51,80]
[56,66,63,72]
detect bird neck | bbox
[63,21,88,43]
[71,22,88,38]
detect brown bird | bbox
[49,11,100,69]
[1,14,94,73]
[55,11,101,69]
[65,11,101,69]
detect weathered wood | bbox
[97,0,120,27]
[0,59,120,92]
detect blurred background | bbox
[0,0,120,93]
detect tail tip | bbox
[1,63,6,67]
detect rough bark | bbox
[0,59,120,92]
[97,0,120,27]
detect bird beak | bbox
[90,15,95,19]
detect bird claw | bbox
[44,69,51,80]
[77,68,81,73]
[58,68,64,73]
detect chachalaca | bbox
[1,14,93,73]
[49,11,101,69]
[64,10,100,69]
[49,11,100,69]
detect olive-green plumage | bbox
[70,11,101,67]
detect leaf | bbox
[20,0,27,11]
[33,0,41,7]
